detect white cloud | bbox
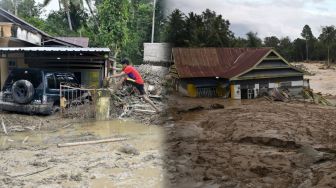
[165,0,336,40]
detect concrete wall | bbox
[143,43,172,63]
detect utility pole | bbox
[151,0,156,43]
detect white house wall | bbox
[254,83,259,97]
[16,27,41,45]
[292,80,303,87]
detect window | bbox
[46,73,56,89]
[56,75,66,86]
[8,60,16,69]
[280,81,291,87]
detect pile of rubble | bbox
[303,88,333,106]
[265,88,334,107]
[264,88,290,102]
[109,64,170,124]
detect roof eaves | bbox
[0,8,50,37]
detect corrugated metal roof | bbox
[222,48,271,78]
[0,47,110,52]
[56,37,89,48]
[172,48,272,79]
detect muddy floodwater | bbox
[0,120,165,188]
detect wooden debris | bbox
[57,137,127,147]
[1,117,8,135]
[62,123,73,129]
[303,88,333,106]
[269,88,289,102]
[22,136,29,144]
[133,109,156,113]
[11,166,53,178]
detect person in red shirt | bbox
[109,59,160,112]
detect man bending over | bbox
[109,59,160,112]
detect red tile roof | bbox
[172,48,272,79]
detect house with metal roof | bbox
[0,8,110,88]
[171,48,306,99]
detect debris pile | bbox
[264,88,290,102]
[136,64,169,96]
[109,65,169,124]
[264,87,334,107]
[303,88,333,106]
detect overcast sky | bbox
[165,0,336,40]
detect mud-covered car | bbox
[0,68,81,115]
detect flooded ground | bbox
[165,96,336,187]
[295,62,336,95]
[0,120,165,188]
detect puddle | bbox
[1,120,163,150]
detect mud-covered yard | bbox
[0,120,166,188]
[164,97,336,187]
[1,62,336,187]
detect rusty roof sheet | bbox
[172,48,272,79]
[222,48,272,78]
[56,37,89,47]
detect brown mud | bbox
[164,96,336,187]
[0,120,165,188]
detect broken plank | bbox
[133,109,156,113]
[1,117,8,135]
[11,166,53,178]
[57,137,127,147]
[149,95,162,99]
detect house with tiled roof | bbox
[170,48,306,99]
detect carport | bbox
[0,47,111,89]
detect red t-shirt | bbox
[123,65,144,84]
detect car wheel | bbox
[12,80,35,104]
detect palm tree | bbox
[319,26,336,67]
[43,0,98,31]
[43,0,73,30]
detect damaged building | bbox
[170,48,307,99]
[0,8,110,89]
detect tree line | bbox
[164,9,336,65]
[1,1,335,65]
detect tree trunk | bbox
[85,0,99,28]
[58,0,62,10]
[113,50,119,75]
[14,0,18,16]
[306,39,309,61]
[328,46,330,67]
[66,10,73,31]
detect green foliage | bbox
[7,1,336,65]
[301,25,314,40]
[0,0,16,13]
[319,26,336,65]
[278,37,293,61]
[246,32,262,47]
[263,36,280,49]
[97,0,129,58]
[163,9,234,47]
[17,0,41,18]
[163,9,186,46]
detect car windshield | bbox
[3,69,42,90]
